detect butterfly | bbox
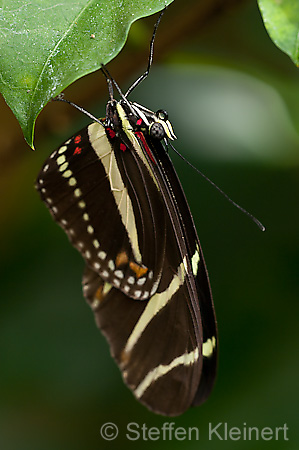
[36,11,217,416]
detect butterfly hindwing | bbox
[83,253,202,417]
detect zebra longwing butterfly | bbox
[36,16,217,417]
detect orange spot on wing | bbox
[116,251,129,267]
[120,348,131,368]
[95,286,103,299]
[129,262,148,278]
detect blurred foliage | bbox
[0,1,298,449]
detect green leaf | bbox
[0,0,173,147]
[258,0,299,66]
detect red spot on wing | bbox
[135,131,156,164]
[120,143,126,152]
[136,118,142,126]
[74,135,81,144]
[73,146,82,155]
[107,128,116,139]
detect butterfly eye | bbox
[149,122,165,140]
[156,109,168,121]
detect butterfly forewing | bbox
[36,123,165,300]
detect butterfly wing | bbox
[36,124,166,300]
[36,106,217,416]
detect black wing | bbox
[36,117,217,416]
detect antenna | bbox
[167,141,266,232]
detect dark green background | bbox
[0,2,298,449]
